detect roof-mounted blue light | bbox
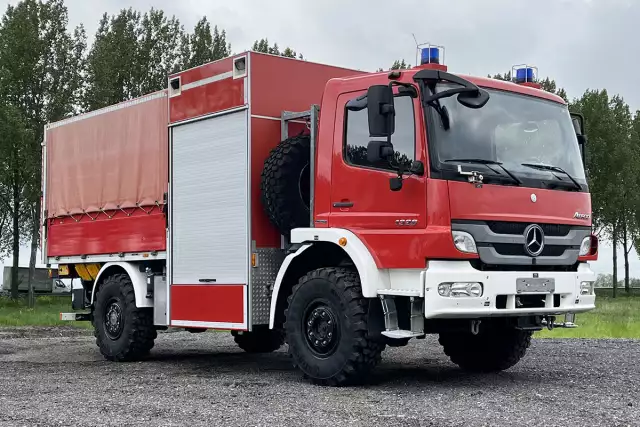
[420,47,440,65]
[512,64,538,84]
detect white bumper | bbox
[423,261,596,319]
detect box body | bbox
[43,51,364,328]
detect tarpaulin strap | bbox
[100,208,115,219]
[85,211,99,221]
[119,207,136,217]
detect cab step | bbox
[378,294,424,339]
[60,312,91,321]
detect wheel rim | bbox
[303,300,339,358]
[104,298,124,340]
[298,163,310,209]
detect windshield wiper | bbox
[446,159,523,185]
[520,163,582,190]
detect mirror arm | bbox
[423,86,478,104]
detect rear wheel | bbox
[93,273,156,361]
[231,326,285,353]
[285,267,385,386]
[438,324,532,372]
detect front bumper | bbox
[424,261,596,319]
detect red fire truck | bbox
[44,46,598,386]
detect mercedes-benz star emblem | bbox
[524,224,544,257]
[530,193,537,203]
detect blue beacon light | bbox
[420,47,440,65]
[515,67,535,83]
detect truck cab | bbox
[309,63,596,312]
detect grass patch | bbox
[536,294,640,339]
[0,295,92,328]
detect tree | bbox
[391,59,410,70]
[0,0,85,303]
[137,9,186,94]
[184,17,230,69]
[252,38,302,59]
[377,59,410,72]
[0,102,33,299]
[571,90,637,297]
[84,8,186,111]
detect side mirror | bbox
[367,85,395,137]
[367,140,394,163]
[457,88,490,109]
[570,112,587,166]
[570,112,585,136]
[578,134,587,166]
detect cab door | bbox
[328,89,428,268]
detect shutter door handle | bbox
[333,201,354,208]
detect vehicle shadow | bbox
[143,348,533,389]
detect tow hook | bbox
[542,313,578,330]
[470,319,481,335]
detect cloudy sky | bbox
[1,0,639,282]
[2,0,639,109]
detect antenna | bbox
[412,33,419,48]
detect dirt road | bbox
[0,327,637,426]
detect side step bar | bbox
[379,295,424,339]
[60,312,91,321]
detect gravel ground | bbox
[0,327,638,427]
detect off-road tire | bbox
[231,326,285,353]
[438,326,532,373]
[260,135,311,236]
[93,273,157,362]
[285,267,385,386]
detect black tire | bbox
[260,134,311,236]
[93,273,157,361]
[231,326,285,353]
[438,326,532,373]
[285,267,385,386]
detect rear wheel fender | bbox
[91,262,152,308]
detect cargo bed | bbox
[43,91,168,263]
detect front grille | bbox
[452,220,591,269]
[470,260,580,272]
[491,243,569,257]
[486,221,572,237]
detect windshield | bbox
[428,85,587,186]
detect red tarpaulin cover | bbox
[45,92,168,218]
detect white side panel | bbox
[171,110,249,285]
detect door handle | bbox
[333,201,354,208]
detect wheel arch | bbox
[268,229,389,329]
[91,262,153,308]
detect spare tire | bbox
[260,135,311,236]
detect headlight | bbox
[452,231,477,254]
[438,282,483,298]
[579,236,591,256]
[580,281,594,295]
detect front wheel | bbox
[439,324,532,372]
[285,267,385,386]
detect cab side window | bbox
[344,94,415,170]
